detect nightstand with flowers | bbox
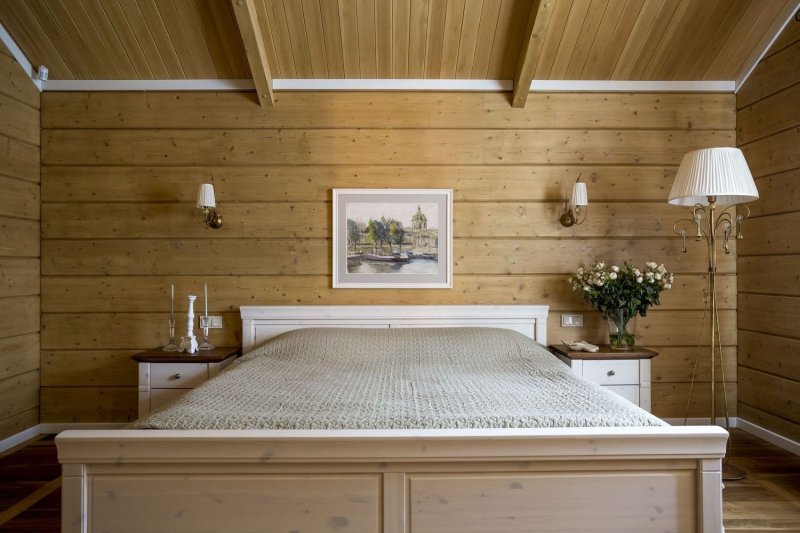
[557,261,675,411]
[569,260,674,350]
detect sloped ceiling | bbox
[0,0,795,82]
[0,0,249,79]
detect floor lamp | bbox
[668,147,759,482]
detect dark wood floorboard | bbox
[725,430,800,531]
[0,429,797,531]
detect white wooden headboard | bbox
[239,305,549,352]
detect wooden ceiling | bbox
[257,0,795,82]
[0,0,795,82]
[258,0,530,79]
[0,0,249,79]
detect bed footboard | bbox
[57,426,727,533]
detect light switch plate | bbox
[561,314,584,327]
[200,315,224,329]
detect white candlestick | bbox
[179,294,198,354]
[186,295,196,337]
[204,283,208,318]
[170,284,174,323]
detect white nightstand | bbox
[548,344,658,412]
[132,346,240,416]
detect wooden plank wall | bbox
[0,43,40,440]
[40,90,736,423]
[737,18,800,442]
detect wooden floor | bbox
[0,436,60,532]
[724,430,800,531]
[0,430,797,532]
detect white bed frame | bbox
[57,305,727,532]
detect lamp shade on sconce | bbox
[571,182,588,207]
[197,184,217,209]
[668,147,758,206]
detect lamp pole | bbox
[674,196,746,481]
[707,196,717,428]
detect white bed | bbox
[56,305,727,532]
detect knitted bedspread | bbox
[133,327,665,430]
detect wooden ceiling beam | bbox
[230,0,273,107]
[511,0,553,108]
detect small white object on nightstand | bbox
[179,294,198,353]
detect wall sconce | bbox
[559,176,588,227]
[197,183,223,229]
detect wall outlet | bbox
[561,314,584,327]
[200,315,223,329]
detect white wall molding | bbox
[41,78,737,93]
[43,79,255,91]
[664,417,738,428]
[667,416,800,456]
[0,20,41,92]
[273,79,513,91]
[0,423,128,454]
[0,424,41,454]
[530,80,735,92]
[737,418,800,456]
[38,422,126,433]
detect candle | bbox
[204,283,209,319]
[170,284,174,323]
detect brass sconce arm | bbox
[201,205,223,229]
[559,202,587,227]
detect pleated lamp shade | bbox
[571,182,588,207]
[197,183,217,208]
[668,147,758,206]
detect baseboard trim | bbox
[1,423,129,453]
[664,417,739,428]
[0,425,41,454]
[737,418,800,456]
[38,423,126,434]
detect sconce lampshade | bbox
[668,147,758,206]
[197,183,217,209]
[571,182,588,207]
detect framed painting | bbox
[332,189,453,288]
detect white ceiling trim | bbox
[40,78,737,93]
[43,78,512,92]
[273,79,513,91]
[43,79,255,91]
[530,80,735,92]
[0,20,41,92]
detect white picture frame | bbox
[332,189,453,288]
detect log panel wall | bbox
[0,43,40,440]
[40,90,736,423]
[737,18,800,442]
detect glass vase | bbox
[607,310,636,350]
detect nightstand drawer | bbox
[150,388,190,411]
[151,363,208,389]
[582,360,639,385]
[605,385,640,405]
[548,345,657,413]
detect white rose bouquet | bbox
[569,261,674,349]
